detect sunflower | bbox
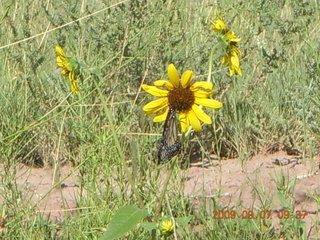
[221,45,242,76]
[158,218,174,236]
[55,46,80,94]
[142,64,222,133]
[211,13,242,76]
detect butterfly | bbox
[158,107,181,164]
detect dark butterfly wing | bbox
[158,108,181,164]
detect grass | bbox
[0,0,319,239]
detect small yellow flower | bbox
[142,64,222,133]
[221,45,242,76]
[211,12,242,76]
[211,15,227,33]
[211,14,240,44]
[55,46,80,94]
[225,30,241,44]
[159,218,174,236]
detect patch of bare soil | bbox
[15,164,80,222]
[183,151,320,238]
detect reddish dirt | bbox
[2,151,319,238]
[15,164,80,222]
[183,151,320,238]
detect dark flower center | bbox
[168,87,195,112]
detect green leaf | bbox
[100,205,148,240]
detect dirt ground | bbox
[185,151,320,238]
[6,151,320,238]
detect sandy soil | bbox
[15,164,80,222]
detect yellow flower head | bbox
[221,45,242,76]
[159,218,174,236]
[55,46,80,94]
[211,15,227,33]
[225,30,241,44]
[142,64,222,133]
[211,12,242,76]
[211,12,241,43]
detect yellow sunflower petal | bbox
[229,67,235,76]
[179,112,189,133]
[226,31,241,42]
[191,81,213,91]
[68,72,79,94]
[231,54,240,67]
[55,46,66,58]
[61,69,69,77]
[231,46,241,56]
[221,54,229,65]
[168,64,179,88]
[153,80,174,90]
[195,98,222,109]
[193,90,214,98]
[187,110,202,132]
[141,84,169,97]
[71,81,79,94]
[56,56,65,68]
[153,107,169,122]
[181,70,193,88]
[192,105,212,124]
[230,54,242,76]
[236,66,242,76]
[143,98,169,114]
[211,16,227,33]
[228,57,236,76]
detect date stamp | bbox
[212,210,308,219]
